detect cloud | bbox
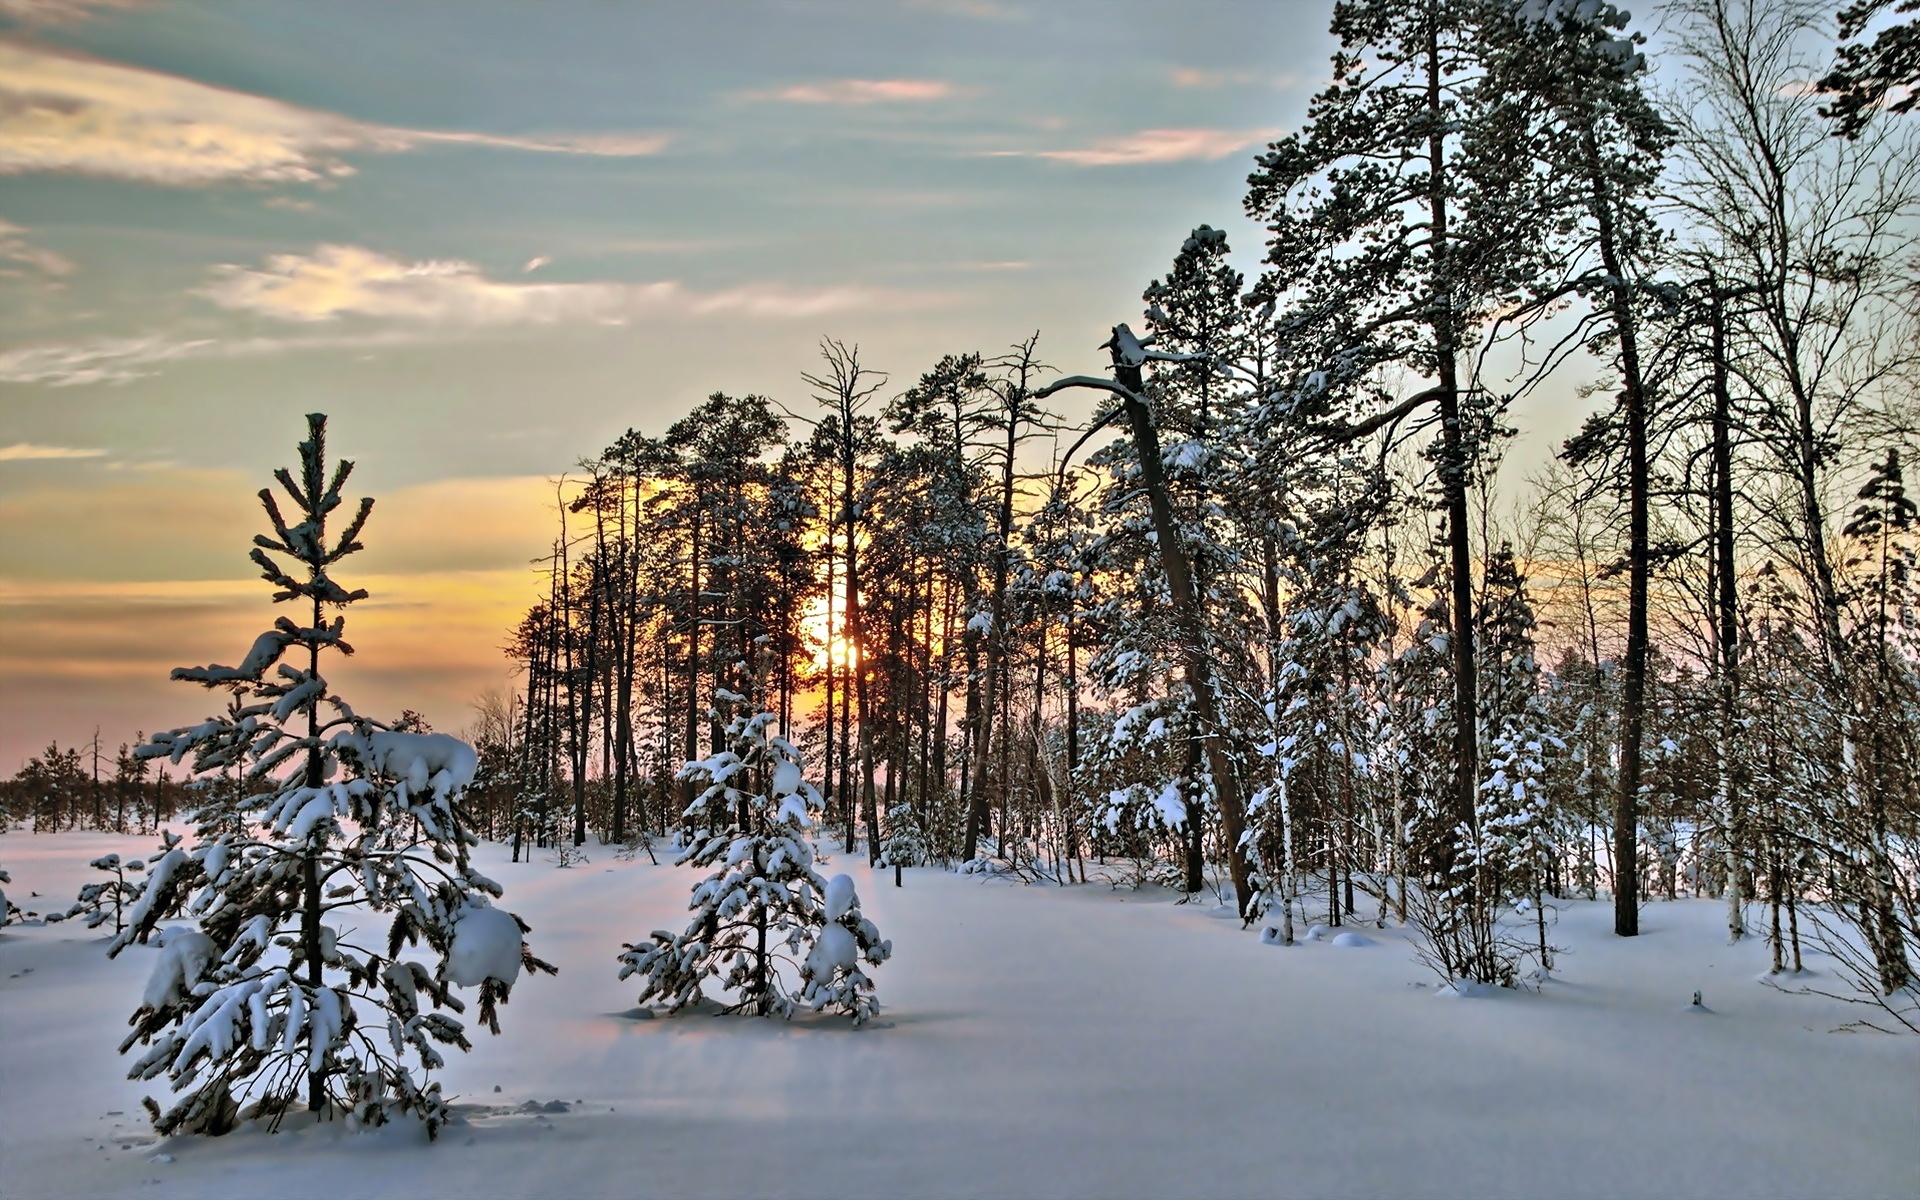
[0,329,428,385]
[747,78,955,104]
[1002,127,1281,166]
[203,244,667,323]
[203,244,926,325]
[0,216,73,276]
[0,334,215,385]
[1166,68,1296,90]
[405,129,671,157]
[0,249,940,388]
[1169,68,1258,88]
[904,0,1024,19]
[0,41,668,187]
[0,442,105,460]
[0,0,139,25]
[523,255,551,273]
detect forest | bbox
[8,0,1919,1027]
[408,0,1920,1022]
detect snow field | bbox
[2,830,1915,1199]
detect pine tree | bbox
[619,691,890,1024]
[53,854,144,934]
[1486,0,1669,937]
[1820,0,1920,137]
[1244,0,1529,914]
[1468,548,1561,979]
[111,414,552,1138]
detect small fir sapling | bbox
[880,803,929,886]
[618,691,890,1023]
[110,414,553,1140]
[52,854,145,934]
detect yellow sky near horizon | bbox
[0,469,557,769]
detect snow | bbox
[139,930,216,1012]
[444,906,523,989]
[170,630,295,685]
[1152,782,1187,826]
[803,922,858,978]
[823,873,856,923]
[2,830,1916,1199]
[361,731,478,801]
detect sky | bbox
[0,0,1600,772]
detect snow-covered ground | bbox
[2,831,1914,1200]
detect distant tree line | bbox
[2,735,189,834]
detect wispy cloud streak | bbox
[0,42,669,186]
[997,127,1281,166]
[0,442,106,460]
[744,78,955,104]
[203,244,931,326]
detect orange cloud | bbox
[997,127,1282,166]
[746,79,956,104]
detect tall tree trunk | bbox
[303,588,326,1114]
[682,503,702,809]
[1581,134,1651,938]
[1424,7,1481,889]
[1108,335,1256,916]
[1710,276,1744,942]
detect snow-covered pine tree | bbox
[1473,722,1556,976]
[1251,458,1392,942]
[54,853,144,934]
[619,691,890,1023]
[1139,225,1260,897]
[1245,0,1554,930]
[0,867,16,926]
[797,870,889,1024]
[1419,545,1560,985]
[110,413,552,1138]
[880,802,928,887]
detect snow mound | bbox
[1305,924,1332,942]
[445,906,522,988]
[824,874,857,923]
[1257,911,1291,945]
[1432,978,1499,1000]
[141,929,217,1010]
[1331,931,1374,948]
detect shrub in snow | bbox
[0,867,16,927]
[619,695,890,1024]
[51,854,145,934]
[798,872,889,1023]
[111,414,553,1140]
